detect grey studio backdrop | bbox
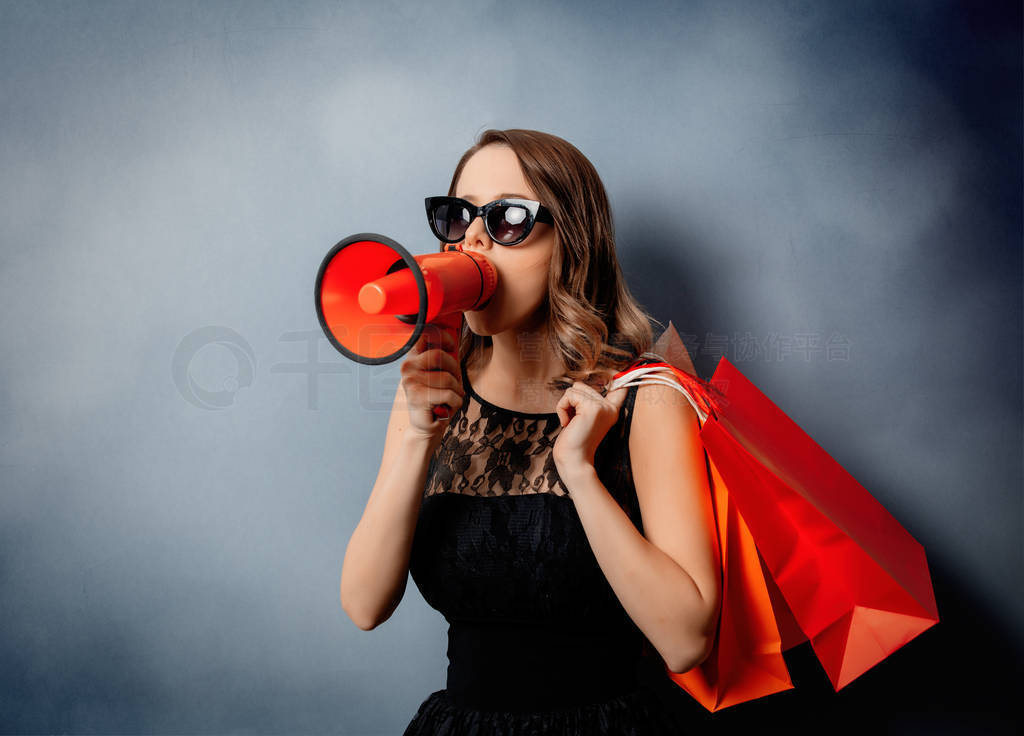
[0,1,1020,734]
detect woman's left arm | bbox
[555,380,722,674]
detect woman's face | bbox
[453,144,556,337]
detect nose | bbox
[461,214,490,251]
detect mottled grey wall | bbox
[0,1,1019,734]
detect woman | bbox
[340,129,721,734]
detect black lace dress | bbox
[402,355,681,735]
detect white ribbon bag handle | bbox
[605,353,710,423]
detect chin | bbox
[462,311,492,337]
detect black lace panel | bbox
[422,355,661,502]
[424,398,568,498]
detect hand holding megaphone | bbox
[314,233,497,426]
[399,323,466,438]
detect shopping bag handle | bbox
[607,361,717,423]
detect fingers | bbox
[566,381,603,402]
[403,356,463,390]
[403,371,464,414]
[402,342,463,392]
[414,325,457,354]
[403,346,460,377]
[422,386,464,412]
[555,393,568,427]
[557,381,624,427]
[605,385,629,411]
[400,328,462,435]
[404,326,461,378]
[401,326,464,425]
[556,384,588,427]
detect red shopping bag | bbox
[668,442,795,711]
[611,323,939,711]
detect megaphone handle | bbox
[427,315,463,421]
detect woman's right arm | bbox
[339,327,464,631]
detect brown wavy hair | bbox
[442,129,662,392]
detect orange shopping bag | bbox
[610,324,940,712]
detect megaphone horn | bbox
[314,233,498,419]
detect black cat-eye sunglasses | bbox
[425,196,554,247]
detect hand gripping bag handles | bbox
[607,325,939,712]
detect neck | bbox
[480,319,567,394]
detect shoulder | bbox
[619,357,697,422]
[628,369,701,451]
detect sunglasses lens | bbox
[486,204,530,244]
[435,201,471,241]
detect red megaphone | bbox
[314,233,497,420]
